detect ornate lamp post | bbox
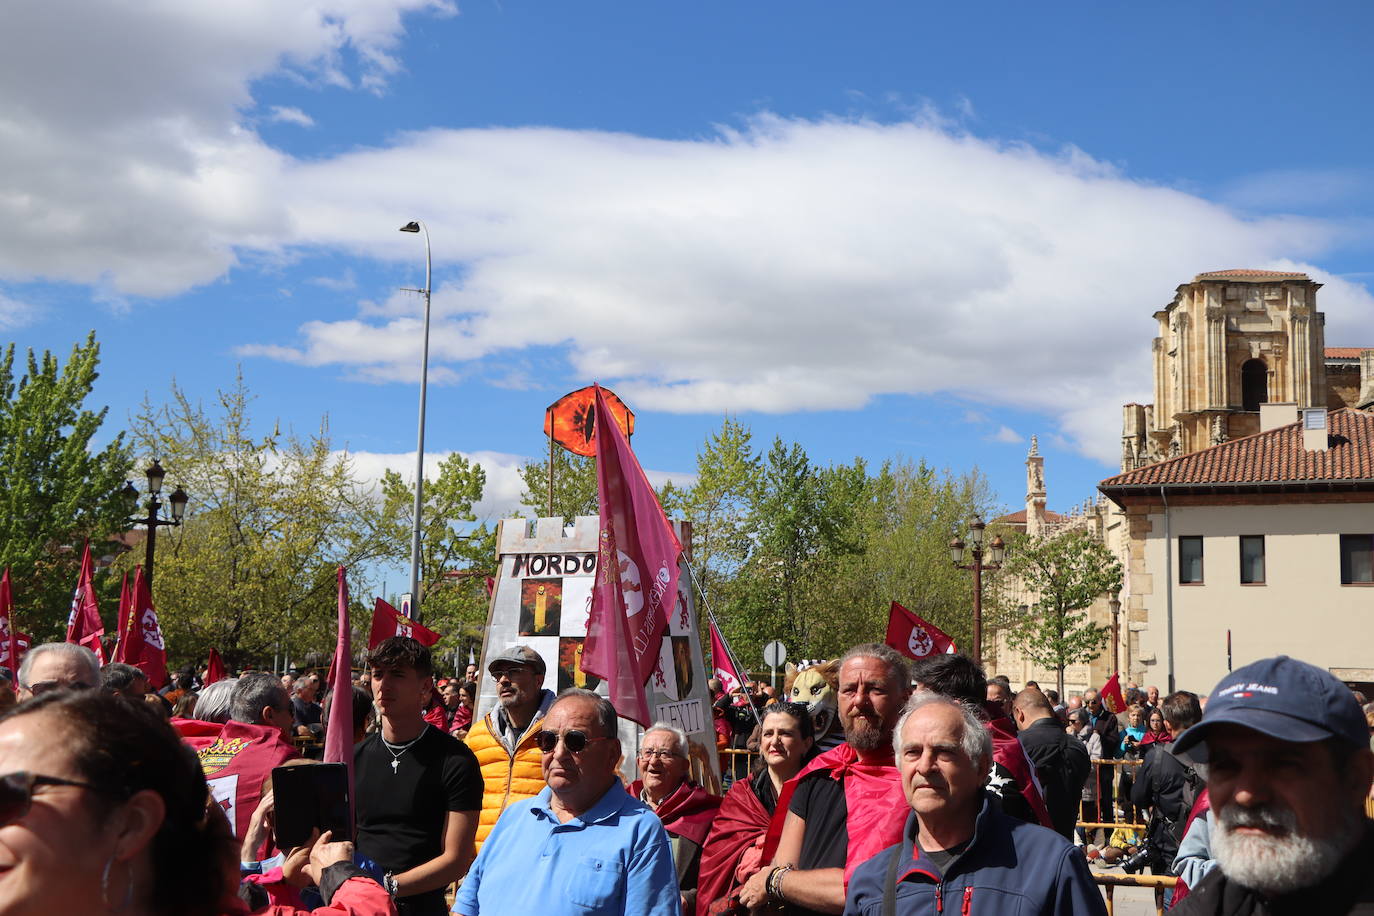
[121,460,188,592]
[1108,589,1122,677]
[399,220,432,622]
[949,515,1005,667]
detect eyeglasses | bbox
[536,729,611,754]
[637,749,682,761]
[489,667,527,681]
[20,680,94,696]
[0,772,108,826]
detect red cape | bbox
[696,778,771,916]
[760,743,907,885]
[177,718,298,839]
[629,779,722,847]
[984,706,1053,829]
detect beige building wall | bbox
[1134,501,1374,695]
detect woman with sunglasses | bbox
[696,702,816,916]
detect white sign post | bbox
[763,640,788,691]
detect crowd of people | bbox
[0,636,1371,915]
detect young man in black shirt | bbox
[355,637,482,916]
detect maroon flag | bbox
[0,569,17,681]
[121,567,168,688]
[709,619,746,696]
[885,601,958,660]
[204,648,226,686]
[324,568,354,823]
[111,572,132,664]
[583,385,681,726]
[66,542,106,664]
[368,598,442,649]
[1099,672,1127,715]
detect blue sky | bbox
[4,1,1374,578]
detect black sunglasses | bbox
[536,729,611,754]
[0,772,108,826]
[21,681,94,696]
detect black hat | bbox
[1174,655,1367,759]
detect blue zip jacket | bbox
[843,793,1106,916]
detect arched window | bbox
[1241,359,1268,411]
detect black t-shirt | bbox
[354,725,482,874]
[785,772,849,916]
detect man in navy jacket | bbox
[844,693,1105,916]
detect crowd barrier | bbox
[1093,873,1177,915]
[1078,758,1148,831]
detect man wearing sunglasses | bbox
[16,642,99,700]
[465,644,557,852]
[454,688,681,915]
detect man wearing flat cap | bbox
[1171,655,1374,915]
[465,645,558,851]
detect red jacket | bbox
[175,718,298,839]
[224,876,396,916]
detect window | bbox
[1241,359,1268,411]
[1240,535,1265,584]
[1341,535,1374,585]
[1179,536,1204,584]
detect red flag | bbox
[708,619,747,696]
[368,598,441,649]
[1100,672,1126,715]
[111,572,132,663]
[121,566,168,689]
[204,648,226,686]
[885,602,958,660]
[0,569,17,681]
[66,542,106,664]
[324,568,355,824]
[582,385,681,726]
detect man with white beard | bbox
[1171,655,1374,915]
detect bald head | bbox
[1012,688,1055,730]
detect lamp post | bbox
[949,515,1005,667]
[399,220,432,622]
[122,460,188,593]
[1108,590,1122,677]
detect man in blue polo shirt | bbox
[453,688,680,916]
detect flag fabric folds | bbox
[66,542,106,664]
[204,648,227,686]
[324,567,355,826]
[0,569,17,681]
[708,619,747,696]
[368,598,441,649]
[111,572,132,663]
[885,601,958,660]
[582,385,681,726]
[1099,672,1127,715]
[120,566,168,688]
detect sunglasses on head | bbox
[0,772,108,826]
[536,729,610,754]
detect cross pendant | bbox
[391,758,399,773]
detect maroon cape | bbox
[176,718,298,839]
[696,778,772,916]
[629,778,722,846]
[984,707,1054,829]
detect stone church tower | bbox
[1120,269,1330,470]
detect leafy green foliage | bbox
[518,446,597,519]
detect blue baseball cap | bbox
[1174,655,1367,759]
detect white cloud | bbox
[0,292,37,330]
[987,425,1022,444]
[267,105,316,128]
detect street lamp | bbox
[1107,590,1122,677]
[949,514,1005,667]
[399,220,432,622]
[124,459,188,592]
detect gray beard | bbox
[1212,802,1362,896]
[844,718,888,752]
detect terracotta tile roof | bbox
[993,509,1067,525]
[1099,408,1374,491]
[1194,269,1310,280]
[1326,347,1369,359]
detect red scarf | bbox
[760,743,907,884]
[695,778,772,916]
[630,779,722,846]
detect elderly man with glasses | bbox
[465,644,558,852]
[628,723,722,912]
[454,688,681,916]
[16,643,99,699]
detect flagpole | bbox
[680,558,761,726]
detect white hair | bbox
[892,691,993,773]
[1212,800,1362,895]
[643,722,689,757]
[18,642,100,688]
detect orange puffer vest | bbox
[466,705,548,851]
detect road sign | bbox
[763,640,788,668]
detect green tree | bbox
[999,528,1123,696]
[378,452,494,665]
[122,374,390,670]
[0,333,132,641]
[519,446,597,520]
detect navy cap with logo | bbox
[1174,655,1367,759]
